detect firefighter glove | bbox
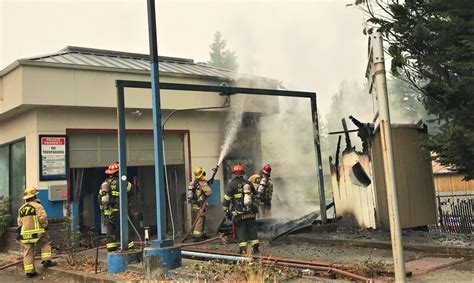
[16,226,21,241]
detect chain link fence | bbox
[430,194,473,234]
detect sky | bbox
[0,0,368,119]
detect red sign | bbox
[41,137,65,146]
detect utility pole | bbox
[366,32,406,282]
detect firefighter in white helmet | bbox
[187,166,213,241]
[17,186,57,278]
[248,164,273,218]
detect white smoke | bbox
[258,95,320,220]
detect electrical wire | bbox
[128,215,143,243]
[162,139,176,241]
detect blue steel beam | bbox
[117,80,327,223]
[116,85,129,250]
[147,0,168,246]
[115,79,327,224]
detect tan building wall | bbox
[434,175,474,193]
[0,67,23,114]
[20,66,228,111]
[371,126,437,229]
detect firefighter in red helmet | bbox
[248,164,273,218]
[223,163,260,254]
[98,161,134,251]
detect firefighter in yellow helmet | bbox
[98,161,134,251]
[187,166,213,241]
[17,186,56,278]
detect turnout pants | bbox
[22,233,52,274]
[105,210,134,251]
[105,211,120,251]
[235,217,259,252]
[192,204,207,239]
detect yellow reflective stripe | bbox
[192,231,203,236]
[250,239,259,245]
[192,205,200,210]
[128,242,134,248]
[224,194,231,200]
[106,242,119,248]
[24,264,35,271]
[233,193,242,198]
[127,182,132,192]
[111,191,120,196]
[33,215,39,230]
[41,252,52,260]
[239,242,248,247]
[21,228,45,234]
[21,239,38,244]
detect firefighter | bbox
[187,166,212,241]
[223,163,260,254]
[98,161,134,252]
[17,186,56,278]
[248,164,273,218]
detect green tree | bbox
[357,0,474,180]
[208,31,239,71]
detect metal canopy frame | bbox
[115,80,327,250]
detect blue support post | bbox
[117,86,129,250]
[143,0,181,277]
[147,0,170,248]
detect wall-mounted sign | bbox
[40,135,67,181]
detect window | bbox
[0,146,9,196]
[10,141,26,222]
[0,140,26,223]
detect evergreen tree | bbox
[356,0,474,180]
[208,31,239,71]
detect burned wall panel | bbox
[332,151,377,228]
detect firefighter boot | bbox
[26,272,38,278]
[252,243,260,254]
[42,260,57,268]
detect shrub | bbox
[0,196,11,249]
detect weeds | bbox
[0,196,11,250]
[348,259,388,277]
[185,259,301,281]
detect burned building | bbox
[330,118,437,229]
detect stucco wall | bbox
[0,67,23,114]
[20,66,228,110]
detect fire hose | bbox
[181,201,207,243]
[0,236,224,271]
[0,244,105,271]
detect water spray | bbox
[217,95,246,166]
